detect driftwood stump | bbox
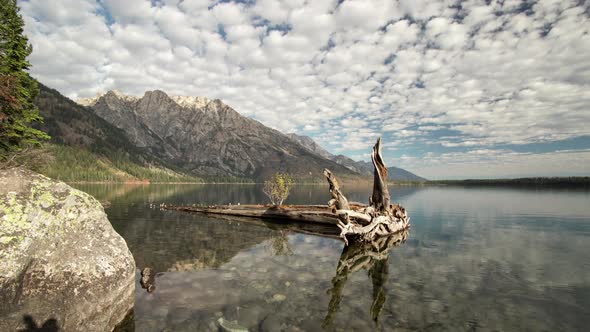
[324,138,410,245]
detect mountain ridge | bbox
[81,88,358,181]
[78,90,210,110]
[32,83,200,182]
[38,84,424,182]
[287,133,426,181]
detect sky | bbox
[18,0,590,179]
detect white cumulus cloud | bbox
[18,0,590,177]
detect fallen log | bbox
[168,204,339,224]
[163,137,410,245]
[183,209,345,240]
[165,202,374,225]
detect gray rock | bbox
[270,293,287,302]
[217,317,249,332]
[140,267,156,293]
[0,168,135,331]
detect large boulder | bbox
[0,168,135,331]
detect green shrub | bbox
[263,172,294,206]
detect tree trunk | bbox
[324,137,410,245]
[371,137,390,213]
[324,168,350,210]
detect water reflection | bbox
[69,184,590,331]
[266,230,294,256]
[324,231,409,328]
[120,213,277,272]
[71,182,423,207]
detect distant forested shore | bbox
[427,177,590,188]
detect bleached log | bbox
[370,137,391,213]
[324,168,350,210]
[324,137,410,245]
[167,205,341,224]
[335,209,372,224]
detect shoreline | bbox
[63,177,590,188]
[67,181,256,185]
[65,180,425,185]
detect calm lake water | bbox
[73,183,590,331]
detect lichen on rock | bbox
[0,168,135,331]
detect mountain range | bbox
[287,133,426,181]
[33,84,199,182]
[34,83,425,182]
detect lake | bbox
[73,183,590,331]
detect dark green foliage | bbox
[199,175,254,183]
[0,0,49,156]
[33,144,201,183]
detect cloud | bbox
[19,0,590,177]
[396,149,590,180]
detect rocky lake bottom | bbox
[75,183,590,331]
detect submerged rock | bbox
[0,168,135,331]
[140,267,156,293]
[271,293,287,302]
[217,317,249,332]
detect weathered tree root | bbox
[324,137,410,245]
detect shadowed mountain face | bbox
[287,133,426,181]
[90,90,177,161]
[32,84,200,182]
[35,84,144,156]
[84,90,356,181]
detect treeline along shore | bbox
[428,177,590,188]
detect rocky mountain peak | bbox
[80,88,357,179]
[142,89,169,99]
[77,90,138,107]
[170,95,210,110]
[77,96,99,107]
[138,90,176,107]
[206,99,236,114]
[110,89,135,100]
[79,89,214,113]
[287,133,333,160]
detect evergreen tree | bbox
[0,0,49,158]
